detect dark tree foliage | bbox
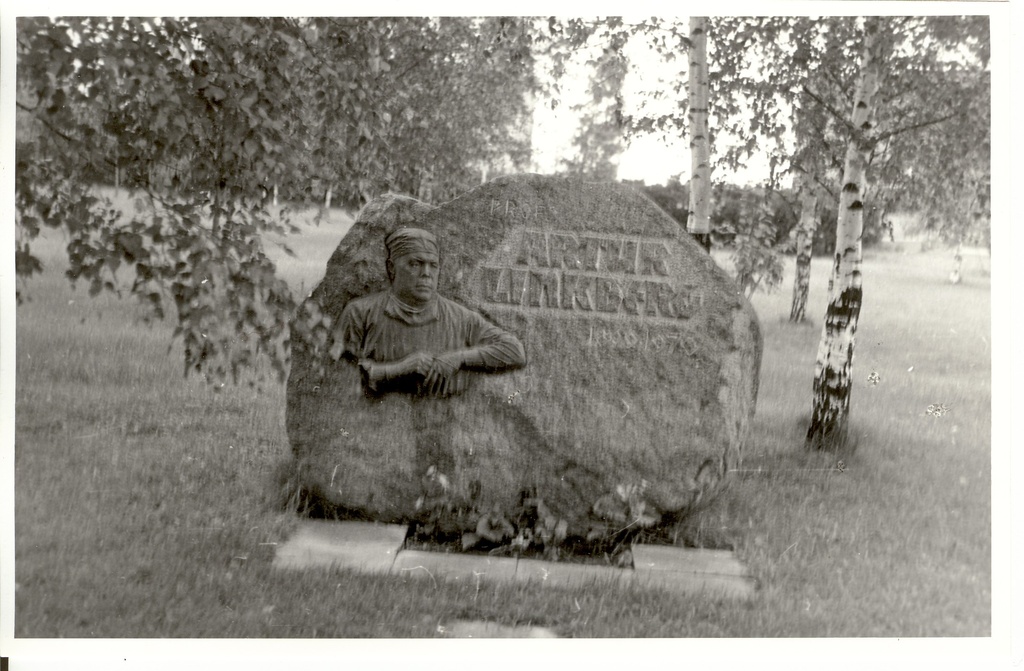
[15,16,538,385]
[636,179,689,228]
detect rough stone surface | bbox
[286,174,762,532]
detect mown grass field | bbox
[11,193,993,644]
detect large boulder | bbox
[286,175,762,534]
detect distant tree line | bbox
[637,179,895,257]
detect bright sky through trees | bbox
[529,19,776,187]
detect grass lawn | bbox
[9,193,995,647]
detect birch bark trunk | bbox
[950,242,963,284]
[790,173,819,323]
[687,17,712,253]
[807,17,882,450]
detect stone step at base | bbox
[271,519,408,573]
[392,549,519,584]
[274,519,756,600]
[631,544,751,576]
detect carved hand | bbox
[363,351,434,389]
[424,351,464,396]
[391,351,434,378]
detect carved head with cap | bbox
[384,227,440,307]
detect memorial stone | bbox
[286,174,762,536]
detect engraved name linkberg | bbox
[480,229,704,320]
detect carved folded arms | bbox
[336,292,525,397]
[330,227,525,397]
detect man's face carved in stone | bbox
[390,250,439,306]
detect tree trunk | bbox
[687,17,712,253]
[419,171,434,203]
[875,205,890,242]
[950,241,963,284]
[790,173,819,322]
[324,186,333,211]
[273,183,279,207]
[806,17,882,451]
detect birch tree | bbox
[785,46,847,321]
[709,17,852,301]
[799,15,990,448]
[789,171,819,322]
[788,97,842,322]
[687,17,712,252]
[15,16,539,385]
[806,17,883,449]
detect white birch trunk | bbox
[790,172,819,322]
[687,17,712,252]
[807,17,882,450]
[950,242,963,284]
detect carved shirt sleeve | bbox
[334,294,376,364]
[336,293,525,373]
[450,300,527,371]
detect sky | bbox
[528,21,772,188]
[529,24,689,186]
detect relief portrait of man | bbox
[336,227,527,397]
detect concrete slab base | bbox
[514,557,633,590]
[274,520,756,603]
[272,519,408,573]
[393,549,519,585]
[632,544,757,599]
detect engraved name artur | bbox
[479,229,704,320]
